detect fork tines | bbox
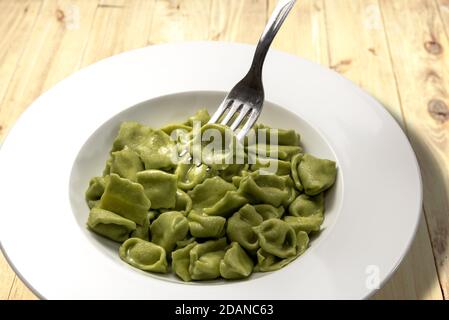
[208,98,259,140]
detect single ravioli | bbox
[136,170,177,209]
[85,176,106,203]
[253,219,297,258]
[189,238,227,281]
[188,176,236,210]
[110,146,144,181]
[188,210,226,238]
[255,231,309,272]
[172,242,197,281]
[226,204,264,253]
[112,121,153,152]
[289,193,324,217]
[203,191,248,218]
[119,238,168,273]
[99,174,151,225]
[87,207,136,242]
[237,170,290,207]
[134,129,176,170]
[150,211,189,253]
[219,242,254,280]
[298,153,337,196]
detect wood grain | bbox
[0,0,42,138]
[0,0,99,142]
[380,0,449,298]
[148,0,211,44]
[0,0,44,301]
[81,0,156,67]
[436,0,449,39]
[268,0,329,65]
[7,277,38,300]
[0,0,101,299]
[0,0,447,300]
[210,0,267,43]
[324,0,404,124]
[324,0,443,300]
[0,252,15,300]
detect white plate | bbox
[0,42,421,300]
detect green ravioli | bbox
[298,153,337,195]
[110,147,143,181]
[220,242,254,280]
[188,210,226,238]
[87,207,136,242]
[85,110,337,281]
[119,238,168,273]
[99,174,151,225]
[150,211,189,253]
[137,170,177,209]
[189,238,227,281]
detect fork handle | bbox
[248,0,297,82]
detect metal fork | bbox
[208,0,297,140]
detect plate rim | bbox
[0,41,422,300]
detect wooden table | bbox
[0,0,447,300]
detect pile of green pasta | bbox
[85,109,337,281]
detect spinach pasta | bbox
[85,109,337,281]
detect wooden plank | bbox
[81,0,156,66]
[0,0,42,136]
[7,277,38,300]
[325,0,441,298]
[0,0,42,300]
[0,0,31,298]
[0,0,99,142]
[380,0,449,298]
[148,0,211,44]
[324,0,404,124]
[436,0,449,40]
[268,0,441,298]
[41,0,99,90]
[210,0,267,44]
[2,0,157,299]
[268,0,329,65]
[324,0,443,300]
[0,0,100,299]
[0,251,15,300]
